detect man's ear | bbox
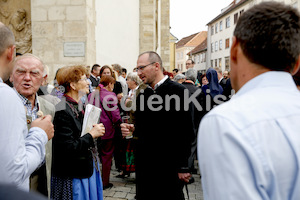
[9,74,13,83]
[7,45,15,62]
[230,36,238,65]
[291,55,300,75]
[42,74,48,86]
[154,62,160,72]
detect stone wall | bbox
[0,0,32,54]
[31,0,96,81]
[139,0,170,71]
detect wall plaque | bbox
[64,42,85,57]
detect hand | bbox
[89,123,105,139]
[120,123,135,137]
[31,115,54,141]
[117,93,123,103]
[178,173,191,183]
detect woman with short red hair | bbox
[51,65,105,200]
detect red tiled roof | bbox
[188,39,207,55]
[176,32,199,48]
[176,31,207,49]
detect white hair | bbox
[127,72,142,85]
[14,53,45,75]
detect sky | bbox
[170,0,233,40]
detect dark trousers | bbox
[99,139,114,186]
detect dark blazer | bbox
[134,78,194,200]
[52,96,95,179]
[182,81,206,131]
[89,75,100,87]
[219,77,227,90]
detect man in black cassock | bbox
[121,51,194,200]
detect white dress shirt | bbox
[154,75,168,90]
[0,78,48,191]
[198,71,300,200]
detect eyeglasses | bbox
[79,77,88,82]
[137,62,155,71]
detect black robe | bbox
[134,78,194,200]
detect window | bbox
[225,38,230,49]
[234,13,238,24]
[203,52,206,62]
[215,41,218,52]
[211,26,214,35]
[219,40,222,50]
[226,17,230,28]
[219,58,222,67]
[225,57,230,70]
[240,9,244,16]
[215,23,218,33]
[220,21,223,31]
[215,59,217,67]
[211,43,214,52]
[211,60,214,68]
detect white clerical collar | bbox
[154,75,168,90]
[0,77,3,83]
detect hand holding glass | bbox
[121,116,133,139]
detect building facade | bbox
[206,0,300,73]
[169,33,178,70]
[96,0,171,72]
[175,31,207,72]
[188,40,207,73]
[1,0,171,80]
[32,0,96,81]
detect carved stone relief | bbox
[0,0,32,54]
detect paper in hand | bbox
[81,104,102,136]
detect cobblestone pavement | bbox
[103,162,204,200]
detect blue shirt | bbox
[198,71,300,200]
[0,78,48,191]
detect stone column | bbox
[31,0,96,81]
[139,0,170,71]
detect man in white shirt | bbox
[197,2,300,200]
[0,22,54,191]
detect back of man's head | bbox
[0,23,15,57]
[185,68,197,83]
[92,64,100,71]
[234,2,300,73]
